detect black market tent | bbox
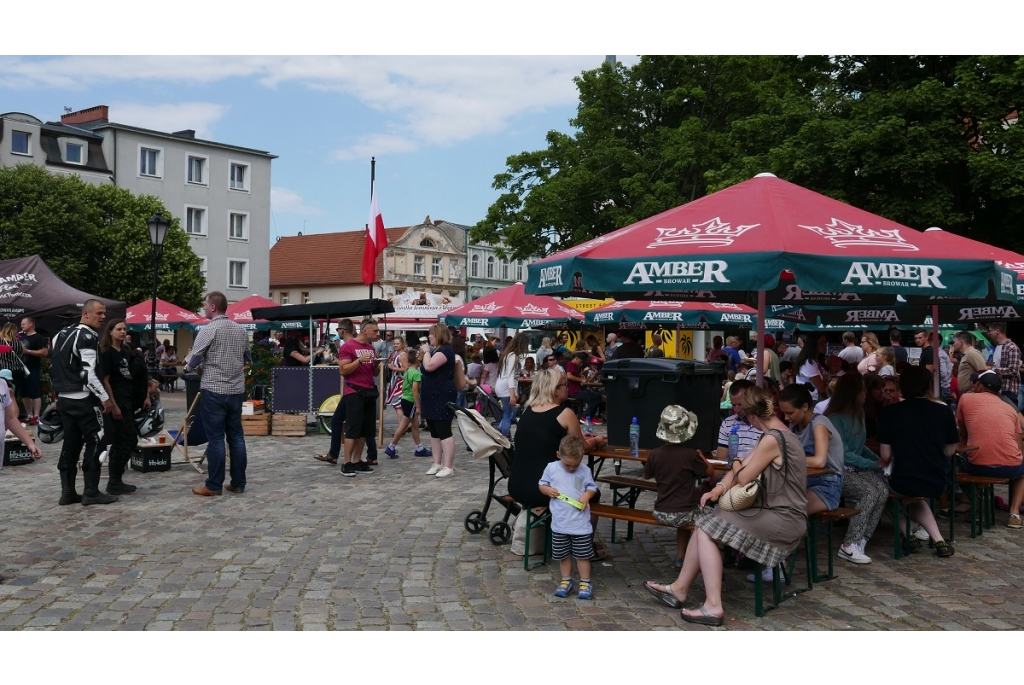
[251,299,395,417]
[0,254,125,335]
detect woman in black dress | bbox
[419,324,460,478]
[99,319,150,495]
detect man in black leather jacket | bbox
[50,300,117,506]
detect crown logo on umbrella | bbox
[799,218,919,251]
[516,304,549,316]
[649,218,759,249]
[468,302,502,313]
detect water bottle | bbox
[584,415,593,434]
[728,426,740,466]
[629,417,640,457]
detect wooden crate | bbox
[271,413,307,437]
[242,413,271,436]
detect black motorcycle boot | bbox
[82,469,118,506]
[106,453,137,494]
[58,469,82,506]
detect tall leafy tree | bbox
[0,164,205,310]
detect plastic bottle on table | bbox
[584,415,593,434]
[629,417,640,457]
[728,426,740,465]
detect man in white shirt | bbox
[838,331,865,365]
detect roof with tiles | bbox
[270,227,409,287]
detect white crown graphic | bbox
[798,218,919,251]
[608,301,634,309]
[468,302,502,314]
[516,304,549,316]
[999,261,1024,274]
[556,305,582,317]
[652,301,687,309]
[648,217,759,249]
[709,302,743,310]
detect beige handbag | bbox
[717,476,762,512]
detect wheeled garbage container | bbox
[600,358,726,453]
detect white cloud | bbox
[110,101,229,139]
[0,55,600,157]
[271,187,324,217]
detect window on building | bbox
[515,261,524,282]
[280,291,290,305]
[413,255,424,275]
[432,257,442,277]
[420,238,436,248]
[229,162,249,191]
[185,206,206,235]
[140,147,161,177]
[65,142,83,165]
[229,212,248,240]
[501,260,509,280]
[470,253,479,277]
[11,131,30,155]
[229,260,248,288]
[302,291,310,304]
[486,255,495,279]
[187,156,206,184]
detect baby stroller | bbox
[449,402,520,545]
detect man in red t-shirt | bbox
[565,352,601,424]
[337,319,381,477]
[956,370,1024,527]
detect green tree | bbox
[476,55,1024,259]
[0,164,204,309]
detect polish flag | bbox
[362,183,388,286]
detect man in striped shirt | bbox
[186,291,252,496]
[986,322,1022,407]
[716,379,763,461]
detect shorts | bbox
[19,368,41,399]
[960,457,1024,479]
[807,472,843,511]
[426,419,453,441]
[653,508,701,528]
[551,532,594,561]
[343,391,376,440]
[400,399,417,420]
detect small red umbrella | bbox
[125,298,204,330]
[225,295,279,326]
[440,282,584,329]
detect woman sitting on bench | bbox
[644,386,807,626]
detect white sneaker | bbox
[913,527,931,542]
[746,563,783,583]
[838,542,872,564]
[425,463,442,476]
[98,450,108,465]
[435,467,454,478]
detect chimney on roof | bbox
[423,215,431,224]
[172,129,196,139]
[60,105,109,125]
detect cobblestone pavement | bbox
[2,395,1023,630]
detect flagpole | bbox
[369,156,376,300]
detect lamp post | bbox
[146,212,170,375]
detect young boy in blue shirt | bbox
[539,434,599,599]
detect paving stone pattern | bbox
[1,396,1023,630]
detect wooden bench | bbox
[807,507,861,582]
[595,475,658,542]
[957,473,1010,538]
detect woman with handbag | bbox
[643,386,807,626]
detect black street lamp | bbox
[146,212,170,374]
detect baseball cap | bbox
[0,369,12,382]
[970,370,1002,392]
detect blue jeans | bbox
[498,395,516,437]
[456,389,468,409]
[328,395,377,460]
[201,390,247,491]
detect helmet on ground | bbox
[37,405,64,443]
[135,402,165,437]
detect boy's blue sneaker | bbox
[553,579,574,598]
[384,445,398,459]
[414,447,433,457]
[577,580,593,600]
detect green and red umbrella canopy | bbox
[440,282,584,329]
[125,298,205,331]
[585,300,791,329]
[525,174,1015,303]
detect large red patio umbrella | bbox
[440,282,585,329]
[525,173,1015,387]
[125,298,205,330]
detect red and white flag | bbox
[362,183,388,286]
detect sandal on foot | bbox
[680,604,724,626]
[643,581,684,609]
[314,454,338,464]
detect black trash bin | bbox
[181,372,208,445]
[600,358,726,453]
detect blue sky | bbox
[0,55,634,244]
